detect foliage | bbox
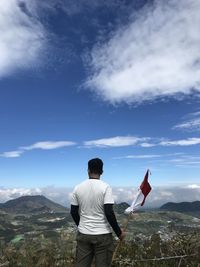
[113,231,200,266]
[0,231,199,267]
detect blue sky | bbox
[0,0,200,205]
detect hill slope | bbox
[0,195,67,214]
[160,201,200,212]
[114,202,129,214]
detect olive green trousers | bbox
[75,232,114,267]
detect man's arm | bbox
[104,204,122,238]
[70,205,80,226]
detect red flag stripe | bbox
[140,170,152,206]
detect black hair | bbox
[88,158,103,175]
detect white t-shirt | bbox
[71,179,115,235]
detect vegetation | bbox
[1,197,199,266]
[114,231,200,266]
[0,231,75,267]
[0,231,199,267]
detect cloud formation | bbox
[168,155,200,167]
[112,186,200,208]
[113,153,200,168]
[2,136,200,159]
[114,154,161,160]
[0,187,42,203]
[0,185,199,208]
[173,111,200,132]
[84,136,200,148]
[86,0,200,104]
[160,138,200,146]
[0,0,46,78]
[0,140,76,158]
[22,141,76,150]
[84,136,147,147]
[0,186,72,207]
[187,184,200,189]
[0,150,23,158]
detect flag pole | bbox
[112,169,152,264]
[111,212,133,263]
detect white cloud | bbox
[0,150,23,158]
[172,159,200,166]
[173,119,200,130]
[140,154,200,168]
[0,187,42,203]
[113,186,200,208]
[22,141,76,150]
[187,184,200,189]
[86,0,200,104]
[84,136,147,147]
[83,136,200,148]
[160,138,200,146]
[0,0,46,78]
[0,185,199,208]
[173,111,200,131]
[114,154,161,159]
[140,143,156,148]
[0,186,71,207]
[0,141,76,159]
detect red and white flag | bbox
[125,170,152,214]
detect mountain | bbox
[160,201,200,212]
[0,195,68,214]
[114,202,129,214]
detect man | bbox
[70,158,125,267]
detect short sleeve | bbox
[104,186,115,204]
[71,187,79,206]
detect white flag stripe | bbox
[130,189,144,210]
[125,189,143,214]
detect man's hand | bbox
[119,230,126,241]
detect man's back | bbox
[70,158,124,267]
[71,179,114,235]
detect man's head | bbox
[88,158,103,176]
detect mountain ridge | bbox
[1,195,199,214]
[160,201,200,212]
[0,195,68,214]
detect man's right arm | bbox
[70,205,80,226]
[70,187,80,226]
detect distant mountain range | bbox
[0,195,67,214]
[0,195,199,215]
[160,201,200,212]
[0,196,130,215]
